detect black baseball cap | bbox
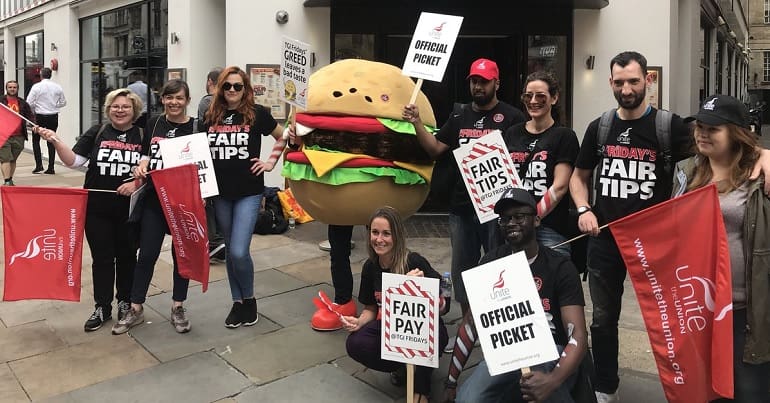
[686,94,749,129]
[494,187,537,214]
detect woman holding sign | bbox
[37,88,145,332]
[111,79,197,335]
[672,95,770,402]
[202,66,286,328]
[501,71,579,257]
[342,206,449,403]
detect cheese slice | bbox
[393,161,434,182]
[302,148,434,183]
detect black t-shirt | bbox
[142,115,197,171]
[502,123,579,236]
[435,101,526,215]
[202,105,277,199]
[358,252,440,307]
[574,108,691,224]
[479,244,584,346]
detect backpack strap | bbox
[654,109,673,179]
[591,109,616,204]
[94,123,109,145]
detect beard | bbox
[472,91,495,107]
[613,88,646,110]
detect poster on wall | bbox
[247,64,287,121]
[646,66,662,110]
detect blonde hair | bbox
[366,206,410,275]
[688,123,760,193]
[103,88,144,123]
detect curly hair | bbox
[204,66,255,127]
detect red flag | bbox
[609,184,733,402]
[0,103,22,147]
[151,164,210,292]
[2,186,88,301]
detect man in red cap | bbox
[403,57,526,353]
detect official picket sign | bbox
[380,273,440,368]
[401,12,463,82]
[280,36,312,110]
[462,251,558,376]
[158,132,219,198]
[453,130,522,223]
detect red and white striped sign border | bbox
[461,142,517,213]
[383,279,436,359]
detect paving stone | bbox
[0,321,66,363]
[251,242,329,272]
[9,333,158,401]
[249,233,296,251]
[618,328,657,375]
[40,351,252,403]
[235,363,392,403]
[224,323,348,385]
[136,280,281,362]
[257,284,339,328]
[0,363,28,403]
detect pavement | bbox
[0,150,669,402]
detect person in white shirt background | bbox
[26,67,66,174]
[127,70,154,128]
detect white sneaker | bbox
[595,391,619,403]
[318,240,355,252]
[444,335,456,353]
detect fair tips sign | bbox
[453,130,522,223]
[402,12,463,82]
[380,273,440,368]
[280,36,312,110]
[462,252,558,376]
[158,132,219,198]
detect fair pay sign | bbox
[462,251,558,376]
[381,273,440,368]
[453,130,522,223]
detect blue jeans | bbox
[456,346,575,403]
[538,225,570,258]
[214,195,261,301]
[449,213,498,305]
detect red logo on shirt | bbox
[493,113,504,123]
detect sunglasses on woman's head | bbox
[222,82,244,92]
[520,92,549,103]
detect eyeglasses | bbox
[110,104,133,111]
[520,92,549,103]
[497,213,536,225]
[222,82,244,92]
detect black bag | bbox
[255,187,288,235]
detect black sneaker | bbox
[32,167,44,174]
[44,169,55,175]
[390,366,406,386]
[209,244,226,263]
[242,298,259,326]
[117,300,131,321]
[84,306,112,332]
[225,302,244,328]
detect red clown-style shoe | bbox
[310,291,357,331]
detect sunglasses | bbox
[497,213,536,226]
[222,82,244,92]
[520,92,549,103]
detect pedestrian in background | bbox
[0,80,36,186]
[37,88,144,332]
[672,95,770,403]
[128,70,153,128]
[202,66,286,328]
[27,67,66,174]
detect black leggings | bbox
[84,198,138,313]
[346,317,449,396]
[130,196,189,304]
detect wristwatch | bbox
[577,206,592,216]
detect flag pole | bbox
[551,224,609,250]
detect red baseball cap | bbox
[467,58,499,80]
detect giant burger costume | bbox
[282,59,436,225]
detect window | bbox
[765,0,770,24]
[764,52,770,82]
[0,41,4,85]
[15,31,43,97]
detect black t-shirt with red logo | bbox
[358,252,441,307]
[202,105,277,199]
[142,115,197,171]
[502,123,579,237]
[73,124,144,213]
[574,108,690,224]
[435,101,526,215]
[479,244,584,346]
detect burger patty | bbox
[303,128,432,164]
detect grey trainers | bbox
[117,300,131,321]
[111,307,144,335]
[171,306,191,333]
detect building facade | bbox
[748,0,770,118]
[0,0,749,190]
